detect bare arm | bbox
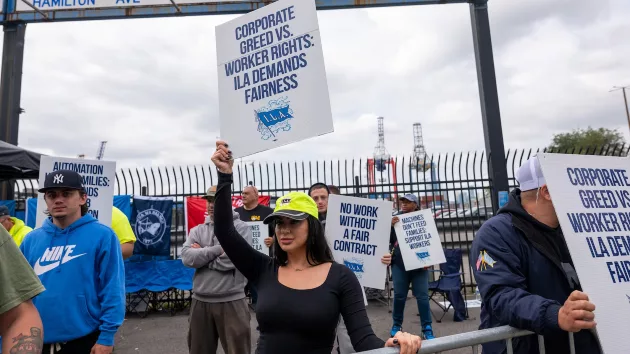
[121,242,134,260]
[0,300,43,354]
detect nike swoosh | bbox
[34,260,60,276]
[34,253,87,276]
[61,253,86,263]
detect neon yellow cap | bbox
[263,192,319,224]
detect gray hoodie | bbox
[181,210,252,303]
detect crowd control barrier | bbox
[357,325,581,354]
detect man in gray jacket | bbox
[182,185,253,354]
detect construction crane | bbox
[410,123,429,171]
[96,141,107,160]
[367,116,398,201]
[372,116,390,172]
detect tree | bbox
[548,127,627,155]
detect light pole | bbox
[610,86,630,135]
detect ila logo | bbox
[255,97,294,142]
[134,206,167,246]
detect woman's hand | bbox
[384,331,422,354]
[381,253,392,265]
[211,140,234,174]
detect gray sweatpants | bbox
[187,298,252,354]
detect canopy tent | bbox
[0,140,43,180]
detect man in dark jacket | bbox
[471,156,601,354]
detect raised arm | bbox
[212,142,270,281]
[211,218,254,272]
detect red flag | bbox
[186,196,272,235]
[185,197,207,235]
[231,196,270,208]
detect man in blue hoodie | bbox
[471,156,601,354]
[19,169,125,354]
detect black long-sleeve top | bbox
[213,171,386,353]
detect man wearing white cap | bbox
[471,156,601,354]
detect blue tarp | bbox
[124,259,193,293]
[25,195,132,228]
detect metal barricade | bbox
[357,325,578,354]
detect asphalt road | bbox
[114,297,482,354]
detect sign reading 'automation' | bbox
[15,0,249,12]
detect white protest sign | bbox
[36,156,116,228]
[394,209,446,270]
[215,0,334,158]
[538,153,630,354]
[247,221,269,255]
[326,195,392,290]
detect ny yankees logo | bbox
[53,174,64,184]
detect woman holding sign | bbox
[210,140,422,354]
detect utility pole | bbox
[610,86,630,136]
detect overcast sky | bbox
[12,0,630,170]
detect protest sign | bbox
[215,0,333,158]
[393,209,445,270]
[248,221,270,255]
[36,156,116,228]
[326,194,392,289]
[538,153,630,354]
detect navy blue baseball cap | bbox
[0,205,9,217]
[38,169,85,193]
[400,193,419,205]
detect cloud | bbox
[7,0,630,174]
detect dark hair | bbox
[80,191,89,216]
[272,215,334,266]
[308,183,330,196]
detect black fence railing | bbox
[8,145,629,294]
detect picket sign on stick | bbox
[393,209,446,270]
[325,194,393,290]
[538,152,630,354]
[215,0,334,158]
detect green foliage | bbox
[549,127,627,155]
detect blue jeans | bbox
[392,264,432,328]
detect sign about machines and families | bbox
[538,153,630,354]
[215,0,333,158]
[36,156,116,228]
[247,221,270,255]
[393,209,445,270]
[326,195,392,290]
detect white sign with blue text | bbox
[538,153,630,354]
[325,194,393,290]
[393,209,445,270]
[215,0,334,158]
[35,156,116,228]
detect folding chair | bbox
[427,248,469,323]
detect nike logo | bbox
[34,245,86,276]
